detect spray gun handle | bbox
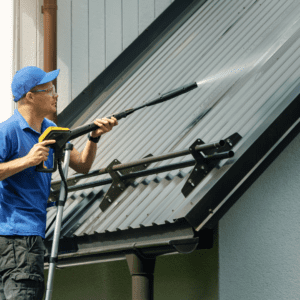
[35,144,58,173]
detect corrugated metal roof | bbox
[46,0,300,239]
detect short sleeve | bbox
[0,129,11,163]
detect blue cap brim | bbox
[38,69,60,85]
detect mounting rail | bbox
[49,133,241,212]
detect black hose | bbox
[45,160,68,235]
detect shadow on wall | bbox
[44,228,218,300]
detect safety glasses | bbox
[31,85,56,96]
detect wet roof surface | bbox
[47,0,300,240]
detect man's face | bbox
[29,81,58,115]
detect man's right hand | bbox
[26,140,56,167]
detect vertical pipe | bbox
[43,0,58,125]
[132,274,154,300]
[126,254,156,300]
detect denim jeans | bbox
[0,235,46,300]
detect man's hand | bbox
[90,117,118,138]
[26,140,56,167]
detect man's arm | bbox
[0,157,31,181]
[0,139,56,181]
[69,140,97,175]
[69,117,118,175]
[0,142,95,180]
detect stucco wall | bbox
[219,132,300,299]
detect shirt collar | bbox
[14,108,46,134]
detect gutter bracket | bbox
[182,133,242,197]
[169,237,199,254]
[100,154,153,212]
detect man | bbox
[0,66,118,299]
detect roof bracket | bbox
[100,154,153,212]
[182,132,242,197]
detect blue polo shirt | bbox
[0,109,58,238]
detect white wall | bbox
[219,132,300,299]
[7,0,44,122]
[0,1,14,123]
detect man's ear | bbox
[25,91,35,104]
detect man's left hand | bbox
[90,117,118,138]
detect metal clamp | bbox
[100,154,153,212]
[42,5,58,14]
[182,133,242,197]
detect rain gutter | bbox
[43,221,214,269]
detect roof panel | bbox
[47,0,300,239]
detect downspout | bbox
[125,238,199,299]
[42,0,58,125]
[126,254,156,300]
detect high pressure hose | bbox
[45,160,68,235]
[57,159,68,206]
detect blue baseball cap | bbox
[12,66,60,102]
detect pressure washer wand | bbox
[68,81,199,141]
[44,81,201,300]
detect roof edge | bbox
[205,113,300,230]
[183,87,300,230]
